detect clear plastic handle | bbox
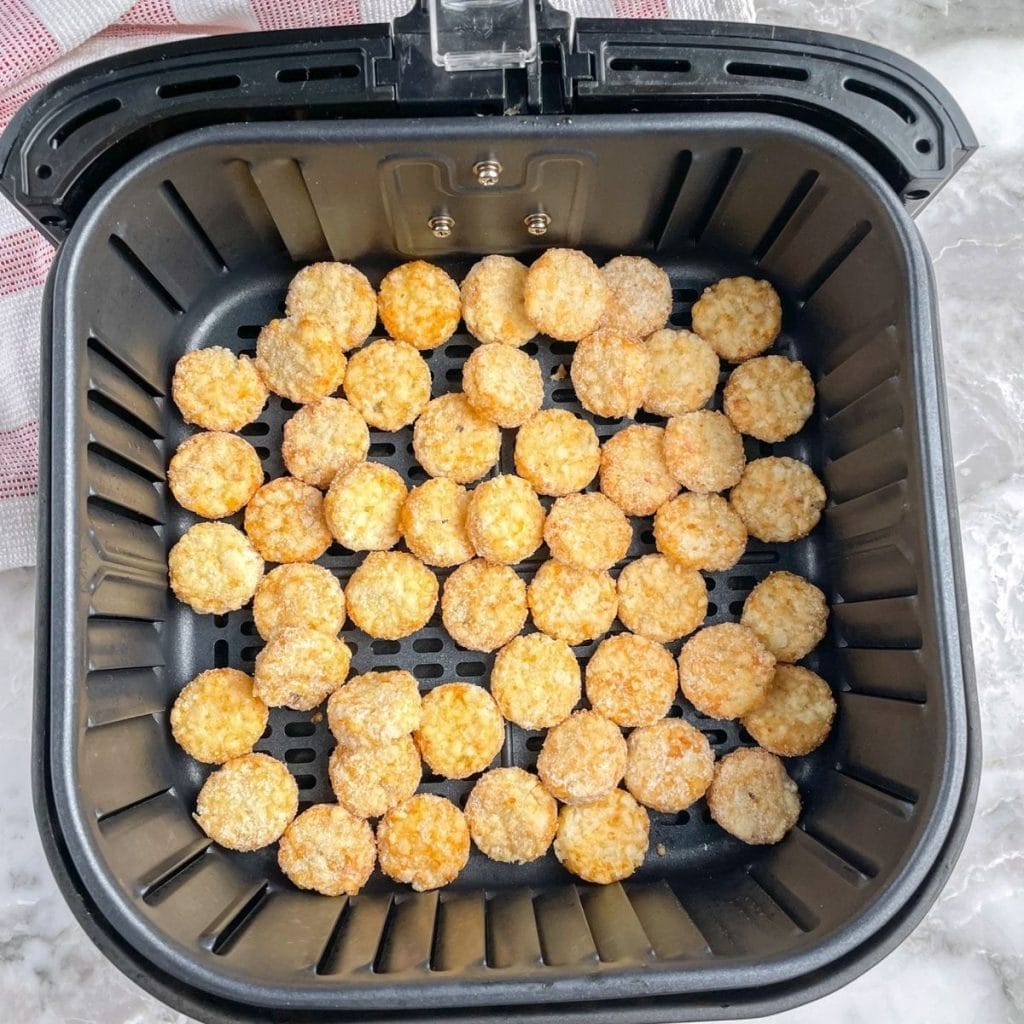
[428,0,539,71]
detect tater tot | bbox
[643,329,720,417]
[691,276,782,363]
[465,767,558,864]
[741,570,828,663]
[678,622,775,719]
[654,492,747,572]
[537,710,627,805]
[616,554,707,643]
[625,719,714,812]
[707,746,800,844]
[281,397,369,488]
[599,424,680,517]
[171,346,267,431]
[414,683,505,780]
[378,261,461,349]
[324,462,407,552]
[601,255,672,338]
[252,563,345,640]
[400,478,474,567]
[170,668,268,764]
[460,255,536,347]
[168,432,263,519]
[543,492,631,572]
[441,559,527,652]
[554,789,649,884]
[244,476,332,563]
[253,627,351,710]
[255,316,347,404]
[345,551,438,640]
[413,394,501,484]
[277,803,376,897]
[462,343,543,427]
[571,328,650,419]
[585,633,678,727]
[329,735,421,819]
[663,410,745,493]
[327,670,422,749]
[723,355,814,442]
[378,794,470,891]
[527,559,617,646]
[730,457,826,543]
[490,632,581,730]
[466,474,545,565]
[168,522,264,614]
[514,409,600,497]
[285,262,377,352]
[742,665,836,757]
[343,339,432,432]
[524,248,609,341]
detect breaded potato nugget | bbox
[524,248,608,341]
[514,409,600,496]
[277,804,376,897]
[466,474,545,565]
[554,788,649,884]
[465,767,558,863]
[281,397,369,488]
[345,551,439,640]
[741,571,828,663]
[537,709,627,804]
[691,276,782,363]
[343,339,432,431]
[678,622,775,719]
[244,477,331,563]
[663,410,745,493]
[707,746,800,844]
[378,794,470,891]
[414,683,505,779]
[599,424,680,516]
[329,735,421,819]
[327,670,422,749]
[571,329,650,419]
[252,563,345,641]
[379,261,461,349]
[643,329,720,417]
[527,559,617,646]
[724,355,814,442]
[743,665,836,757]
[441,559,527,652]
[169,522,263,614]
[324,462,407,552]
[461,255,536,347]
[625,719,714,812]
[544,492,631,572]
[168,432,263,518]
[490,632,581,730]
[585,633,678,727]
[170,668,268,764]
[194,753,298,851]
[255,316,347,404]
[654,493,747,572]
[616,554,707,643]
[285,262,377,351]
[462,343,543,427]
[730,457,825,542]
[413,394,501,484]
[253,627,351,710]
[601,255,672,338]
[172,346,268,431]
[400,478,474,567]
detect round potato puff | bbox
[441,559,527,652]
[400,478,474,567]
[244,477,331,563]
[741,570,828,663]
[654,492,747,572]
[343,339,432,431]
[462,343,543,427]
[345,551,438,640]
[571,328,650,419]
[413,394,501,484]
[466,475,545,565]
[277,803,376,896]
[643,329,720,417]
[378,261,461,349]
[537,710,627,805]
[168,432,263,518]
[255,316,347,404]
[514,409,600,497]
[601,255,672,338]
[599,425,680,516]
[625,719,714,812]
[490,633,581,730]
[554,789,649,884]
[285,263,376,351]
[465,768,558,864]
[616,554,707,643]
[282,397,369,488]
[527,560,617,646]
[663,410,745,493]
[329,735,421,819]
[585,633,678,727]
[742,665,836,757]
[707,747,800,844]
[678,622,775,719]
[170,668,268,764]
[324,462,407,552]
[252,563,345,641]
[253,627,351,710]
[691,276,782,363]
[327,670,422,749]
[461,255,536,347]
[171,346,267,431]
[544,492,631,573]
[723,355,814,442]
[414,683,504,780]
[168,522,263,614]
[524,248,608,341]
[730,457,826,542]
[378,794,470,891]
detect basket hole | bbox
[413,637,443,654]
[728,600,744,615]
[640,530,654,545]
[157,74,241,99]
[369,441,396,457]
[213,639,229,667]
[213,613,229,628]
[727,575,756,590]
[702,729,728,745]
[445,368,463,384]
[280,398,300,412]
[915,138,932,154]
[284,721,317,738]
[239,421,270,436]
[372,639,401,655]
[905,188,930,200]
[725,61,808,82]
[237,324,262,339]
[285,748,316,764]
[549,341,575,355]
[446,344,472,359]
[843,78,916,124]
[666,705,684,718]
[552,388,574,404]
[261,724,273,739]
[456,661,485,677]
[738,725,755,744]
[525,735,545,751]
[703,575,716,591]
[413,663,444,680]
[701,805,714,823]
[407,466,428,482]
[675,810,690,825]
[706,602,718,616]
[276,64,359,83]
[294,774,317,791]
[609,56,690,75]
[522,342,539,355]
[36,164,52,179]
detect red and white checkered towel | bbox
[0,0,751,570]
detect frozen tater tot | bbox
[729,457,826,543]
[277,803,376,896]
[490,632,581,730]
[414,683,505,780]
[625,719,714,813]
[691,276,782,363]
[253,627,351,711]
[378,261,461,349]
[171,346,267,431]
[377,794,470,891]
[168,522,263,614]
[537,710,627,805]
[554,789,649,884]
[460,255,536,347]
[465,768,558,864]
[462,343,543,427]
[599,424,680,517]
[601,255,672,338]
[329,735,421,819]
[345,551,439,640]
[170,668,268,764]
[707,746,800,845]
[615,554,707,643]
[441,558,527,652]
[585,632,677,727]
[343,339,432,431]
[543,492,631,573]
[400,478,475,568]
[527,559,617,646]
[741,570,828,663]
[514,409,600,497]
[244,476,332,563]
[168,432,263,518]
[524,248,609,341]
[742,665,836,757]
[285,262,377,352]
[252,563,345,640]
[663,410,745,493]
[281,397,369,488]
[678,622,775,719]
[643,329,720,417]
[571,328,650,419]
[654,492,747,572]
[723,355,814,442]
[413,394,501,484]
[327,670,422,749]
[255,316,347,404]
[323,462,407,552]
[466,474,545,565]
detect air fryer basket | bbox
[4,7,978,1023]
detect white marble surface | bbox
[1,1,1022,1021]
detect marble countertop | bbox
[1,1,1022,1021]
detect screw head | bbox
[473,160,502,187]
[428,215,455,239]
[524,212,550,237]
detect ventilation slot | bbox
[277,65,360,83]
[799,220,872,303]
[843,78,916,124]
[51,98,122,149]
[87,336,163,397]
[161,181,227,271]
[204,883,270,955]
[609,56,691,75]
[157,74,241,99]
[139,839,212,902]
[87,389,161,441]
[86,442,162,484]
[688,148,743,243]
[95,786,172,824]
[752,170,820,262]
[108,234,184,314]
[836,763,918,807]
[747,869,819,933]
[726,61,809,82]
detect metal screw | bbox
[524,212,550,237]
[428,215,455,239]
[473,159,502,187]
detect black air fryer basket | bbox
[1,2,980,1020]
